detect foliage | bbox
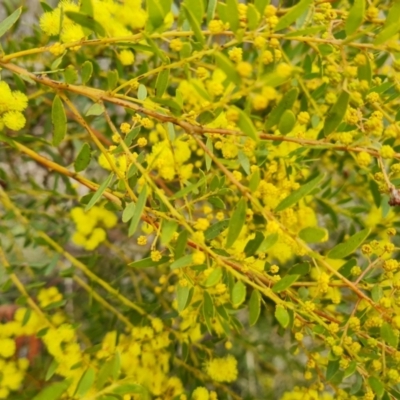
[1,0,400,399]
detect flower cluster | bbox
[0,82,28,131]
[70,206,117,250]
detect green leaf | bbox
[247,4,260,30]
[323,90,350,135]
[272,275,300,293]
[231,281,246,306]
[75,368,95,398]
[244,231,264,257]
[138,84,147,101]
[81,0,94,16]
[122,202,136,223]
[326,359,340,381]
[65,11,105,36]
[368,376,385,398]
[357,55,372,85]
[206,0,217,23]
[203,291,215,318]
[147,0,171,29]
[204,219,229,240]
[96,353,120,389]
[236,108,259,142]
[265,88,299,130]
[226,198,247,248]
[52,95,67,146]
[183,5,205,45]
[128,185,147,237]
[81,60,93,84]
[177,284,191,312]
[107,70,119,91]
[381,322,398,348]
[275,174,324,212]
[214,52,240,85]
[155,69,169,97]
[204,267,223,287]
[299,227,327,243]
[171,255,193,270]
[74,143,91,172]
[278,109,296,134]
[85,103,104,116]
[288,262,310,276]
[85,173,113,212]
[112,383,146,396]
[33,381,70,400]
[259,233,279,252]
[225,0,239,31]
[345,0,365,36]
[184,0,204,25]
[0,7,21,38]
[374,23,399,45]
[45,359,58,382]
[254,0,268,15]
[344,360,357,378]
[174,230,188,259]
[249,290,261,326]
[171,176,206,199]
[128,256,169,268]
[275,305,290,328]
[205,137,213,171]
[275,0,312,31]
[161,220,178,246]
[327,228,370,259]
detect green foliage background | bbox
[1,0,400,399]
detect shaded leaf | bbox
[265,88,299,130]
[65,11,105,36]
[204,219,229,240]
[155,69,169,97]
[249,290,261,326]
[74,143,91,172]
[226,198,246,248]
[52,95,67,146]
[323,90,350,135]
[278,109,296,134]
[81,60,93,84]
[128,185,147,236]
[183,5,205,45]
[177,284,191,312]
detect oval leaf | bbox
[323,90,350,136]
[52,95,67,146]
[272,274,300,293]
[0,7,22,38]
[327,228,370,259]
[128,185,147,237]
[265,88,299,130]
[249,290,261,326]
[33,381,70,400]
[155,69,169,97]
[299,227,327,243]
[275,174,324,212]
[75,368,95,398]
[231,280,246,306]
[74,143,91,172]
[204,267,223,287]
[275,305,290,328]
[278,109,296,134]
[226,198,247,248]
